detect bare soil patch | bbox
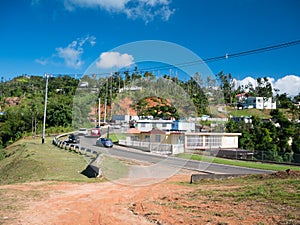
[0,171,299,225]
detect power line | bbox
[49,39,300,78]
[142,39,300,70]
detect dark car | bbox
[96,137,113,148]
[64,134,80,144]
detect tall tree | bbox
[216,71,235,105]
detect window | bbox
[162,123,167,127]
[205,135,222,148]
[186,135,203,148]
[155,135,161,142]
[131,136,139,141]
[145,135,150,142]
[141,123,145,127]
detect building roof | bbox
[127,128,141,134]
[148,128,166,134]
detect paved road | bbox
[80,136,273,176]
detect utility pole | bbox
[104,77,108,124]
[104,98,107,124]
[42,73,50,144]
[98,98,101,127]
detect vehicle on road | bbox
[64,133,80,144]
[96,137,113,148]
[78,128,88,136]
[90,127,101,137]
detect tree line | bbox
[0,72,299,164]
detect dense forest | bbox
[0,72,299,163]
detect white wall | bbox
[136,120,173,132]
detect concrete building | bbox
[184,132,242,153]
[237,95,276,110]
[245,97,276,109]
[136,119,196,132]
[172,120,195,132]
[119,128,185,155]
[136,119,174,132]
[119,127,241,155]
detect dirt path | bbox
[1,172,299,225]
[1,174,194,225]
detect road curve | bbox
[80,136,274,176]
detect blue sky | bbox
[1,0,300,94]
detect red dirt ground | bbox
[0,171,299,225]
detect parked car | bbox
[78,128,88,136]
[96,138,113,148]
[64,134,80,144]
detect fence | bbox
[215,149,300,165]
[118,140,184,155]
[252,151,300,165]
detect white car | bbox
[78,128,88,136]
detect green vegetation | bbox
[0,75,78,148]
[221,178,300,205]
[226,109,300,163]
[107,133,126,143]
[0,73,299,165]
[177,153,300,171]
[100,155,129,180]
[184,174,300,207]
[168,173,300,224]
[183,174,299,211]
[229,108,271,118]
[0,138,97,184]
[136,96,179,119]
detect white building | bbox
[136,119,173,132]
[172,120,195,132]
[119,128,242,155]
[240,96,276,110]
[119,86,142,92]
[112,115,139,123]
[136,119,196,132]
[184,132,242,153]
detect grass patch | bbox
[108,133,127,143]
[177,153,300,171]
[100,155,129,180]
[187,176,300,207]
[172,174,300,224]
[228,108,271,119]
[0,138,98,184]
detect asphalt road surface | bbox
[80,136,274,176]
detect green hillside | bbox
[0,138,97,185]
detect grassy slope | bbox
[0,138,97,185]
[227,107,271,118]
[174,173,300,224]
[1,137,299,185]
[177,153,300,171]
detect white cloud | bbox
[35,58,48,66]
[273,75,300,96]
[63,0,175,22]
[56,44,83,69]
[64,0,129,11]
[234,76,257,90]
[234,75,300,97]
[96,52,134,69]
[36,35,96,69]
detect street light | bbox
[42,73,50,144]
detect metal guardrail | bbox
[52,133,102,177]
